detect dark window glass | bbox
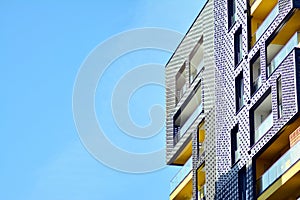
[235,72,244,112]
[228,0,236,28]
[250,51,261,95]
[277,76,282,118]
[234,27,243,66]
[231,124,240,165]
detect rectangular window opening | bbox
[234,27,243,66]
[277,76,282,118]
[231,124,240,165]
[235,72,244,113]
[250,51,261,95]
[228,0,236,28]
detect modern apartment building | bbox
[214,0,300,199]
[165,0,215,199]
[166,0,300,199]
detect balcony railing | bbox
[252,74,262,93]
[255,4,279,42]
[268,32,300,76]
[176,84,187,104]
[170,157,193,193]
[256,141,300,195]
[189,59,204,83]
[255,112,273,142]
[198,184,206,200]
[174,103,203,141]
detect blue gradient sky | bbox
[1,1,204,199]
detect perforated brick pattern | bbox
[214,0,300,199]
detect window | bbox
[231,125,240,165]
[175,63,187,104]
[228,0,236,28]
[189,37,204,83]
[251,90,273,145]
[234,27,243,66]
[173,83,203,144]
[277,76,282,118]
[250,51,261,95]
[238,167,246,200]
[235,72,244,112]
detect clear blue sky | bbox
[1,1,204,199]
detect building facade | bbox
[214,0,300,199]
[166,0,300,199]
[165,0,215,199]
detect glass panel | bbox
[170,156,193,193]
[228,0,236,27]
[189,37,204,83]
[254,93,273,143]
[277,76,283,118]
[255,112,273,142]
[236,73,244,112]
[255,4,279,42]
[256,142,300,194]
[176,64,187,104]
[235,28,243,65]
[268,32,300,76]
[251,52,261,94]
[174,84,203,144]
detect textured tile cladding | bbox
[166,0,216,199]
[214,0,300,199]
[165,0,215,164]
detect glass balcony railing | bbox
[255,112,273,142]
[176,84,187,104]
[252,75,262,93]
[256,141,300,195]
[198,184,206,200]
[190,59,204,83]
[170,157,193,193]
[179,103,203,138]
[268,32,300,76]
[174,103,203,140]
[255,4,279,42]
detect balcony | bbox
[189,59,204,83]
[250,0,277,46]
[255,112,273,142]
[254,4,279,43]
[268,32,300,76]
[180,104,202,138]
[256,141,300,195]
[174,83,203,145]
[170,157,192,195]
